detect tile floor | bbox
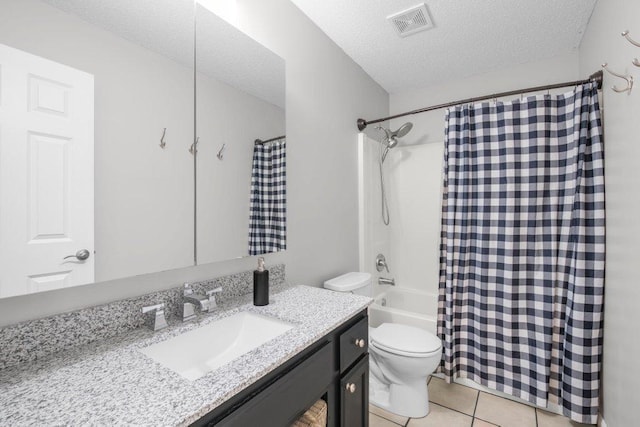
[369,377,595,427]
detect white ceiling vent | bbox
[387,3,434,38]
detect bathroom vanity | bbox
[0,286,371,426]
[196,310,369,426]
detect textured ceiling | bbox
[42,0,284,108]
[290,0,598,94]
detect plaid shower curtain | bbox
[248,139,286,255]
[437,83,605,424]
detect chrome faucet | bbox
[378,277,395,286]
[181,283,222,322]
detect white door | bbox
[0,43,94,298]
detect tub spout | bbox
[378,277,395,286]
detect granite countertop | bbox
[0,285,372,426]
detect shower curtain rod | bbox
[356,70,604,131]
[255,135,286,145]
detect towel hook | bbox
[160,128,167,149]
[601,63,634,93]
[189,137,199,155]
[216,143,226,160]
[622,30,640,47]
[621,31,640,67]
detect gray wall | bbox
[233,0,389,285]
[0,0,388,326]
[579,1,640,426]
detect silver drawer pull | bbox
[354,338,365,348]
[345,383,357,393]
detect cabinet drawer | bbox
[339,316,368,373]
[216,342,333,427]
[340,355,369,427]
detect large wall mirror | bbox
[0,0,195,298]
[195,4,285,265]
[0,0,285,299]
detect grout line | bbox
[472,390,480,418]
[534,408,539,427]
[473,415,501,426]
[369,412,405,427]
[430,402,475,419]
[369,407,408,427]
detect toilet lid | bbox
[370,323,441,356]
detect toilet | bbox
[324,272,442,418]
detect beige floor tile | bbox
[474,392,536,427]
[536,409,595,427]
[370,413,404,427]
[370,404,409,425]
[428,377,479,416]
[472,419,499,427]
[407,403,473,427]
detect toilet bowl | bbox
[323,272,442,418]
[368,323,442,418]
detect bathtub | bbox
[368,287,438,334]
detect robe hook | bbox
[622,30,640,47]
[189,137,199,155]
[601,63,633,93]
[621,31,640,67]
[160,128,167,149]
[217,143,226,160]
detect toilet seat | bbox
[370,323,441,358]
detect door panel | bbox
[0,43,94,297]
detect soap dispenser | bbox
[253,257,269,306]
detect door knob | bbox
[64,249,91,261]
[345,383,357,393]
[354,338,365,348]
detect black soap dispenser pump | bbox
[253,257,269,306]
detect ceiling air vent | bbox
[387,3,434,38]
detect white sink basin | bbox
[139,311,294,381]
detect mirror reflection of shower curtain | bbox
[248,139,286,255]
[437,83,605,424]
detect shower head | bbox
[379,122,413,149]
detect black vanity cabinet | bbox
[192,310,369,427]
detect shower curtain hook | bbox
[601,63,634,93]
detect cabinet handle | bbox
[345,383,357,393]
[354,338,365,348]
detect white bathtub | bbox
[368,287,438,334]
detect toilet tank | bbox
[323,272,372,296]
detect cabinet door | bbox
[340,356,369,427]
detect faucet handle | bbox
[141,303,168,331]
[206,287,223,309]
[183,282,194,296]
[375,254,390,273]
[141,302,164,314]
